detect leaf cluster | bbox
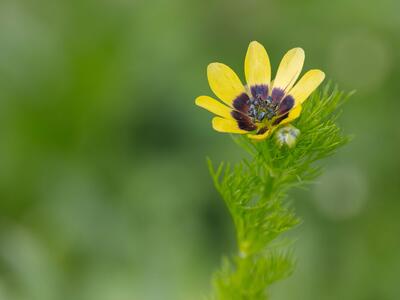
[208,84,351,300]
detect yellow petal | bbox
[207,63,245,106]
[212,117,247,134]
[195,96,233,119]
[245,41,271,87]
[247,127,274,141]
[280,105,302,125]
[273,48,305,92]
[288,69,325,105]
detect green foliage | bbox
[208,84,352,300]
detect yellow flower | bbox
[195,41,325,140]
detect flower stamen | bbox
[248,95,279,123]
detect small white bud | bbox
[275,125,300,148]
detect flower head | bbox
[195,41,325,140]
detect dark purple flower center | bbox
[248,95,279,122]
[231,86,295,133]
[247,86,295,124]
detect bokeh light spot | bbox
[313,166,368,220]
[329,31,390,93]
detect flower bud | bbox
[275,125,300,148]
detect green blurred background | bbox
[0,0,399,299]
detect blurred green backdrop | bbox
[0,0,399,299]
